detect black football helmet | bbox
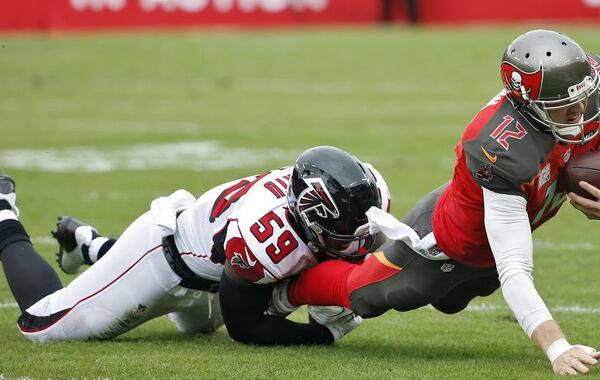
[501,29,600,144]
[287,146,382,261]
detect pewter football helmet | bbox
[501,29,600,144]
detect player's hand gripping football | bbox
[552,345,600,375]
[308,305,363,342]
[569,181,600,220]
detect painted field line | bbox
[533,239,596,251]
[458,303,600,314]
[0,141,295,173]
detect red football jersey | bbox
[432,90,600,268]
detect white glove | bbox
[265,280,298,317]
[308,305,363,342]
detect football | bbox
[560,150,600,199]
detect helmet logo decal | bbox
[511,71,522,91]
[501,62,543,102]
[297,177,340,219]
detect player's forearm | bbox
[499,271,553,336]
[219,266,334,345]
[531,320,567,355]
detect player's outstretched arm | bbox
[219,262,338,346]
[483,187,599,374]
[569,181,600,220]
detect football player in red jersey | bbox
[0,146,390,345]
[274,30,600,375]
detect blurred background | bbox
[3,0,600,30]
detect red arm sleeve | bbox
[287,260,356,308]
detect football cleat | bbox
[52,216,98,274]
[0,171,19,217]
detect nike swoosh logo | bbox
[243,246,257,267]
[480,146,497,163]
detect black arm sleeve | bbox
[219,266,334,346]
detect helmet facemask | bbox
[303,215,374,262]
[526,71,600,144]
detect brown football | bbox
[560,150,600,200]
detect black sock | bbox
[0,220,62,312]
[96,238,116,261]
[0,200,11,211]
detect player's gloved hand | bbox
[548,339,600,375]
[308,305,363,342]
[265,280,298,317]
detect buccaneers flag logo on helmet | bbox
[297,177,340,219]
[501,61,543,102]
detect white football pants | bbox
[19,211,223,342]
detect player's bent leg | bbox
[348,243,444,318]
[431,272,499,314]
[18,212,184,342]
[0,173,63,312]
[168,290,223,334]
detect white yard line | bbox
[533,239,596,251]
[0,141,295,172]
[461,303,600,314]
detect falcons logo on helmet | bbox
[298,177,340,219]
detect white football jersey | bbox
[174,165,390,285]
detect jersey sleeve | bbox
[224,221,268,284]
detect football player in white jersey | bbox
[0,146,390,344]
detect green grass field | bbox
[2,26,600,379]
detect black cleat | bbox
[52,216,98,274]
